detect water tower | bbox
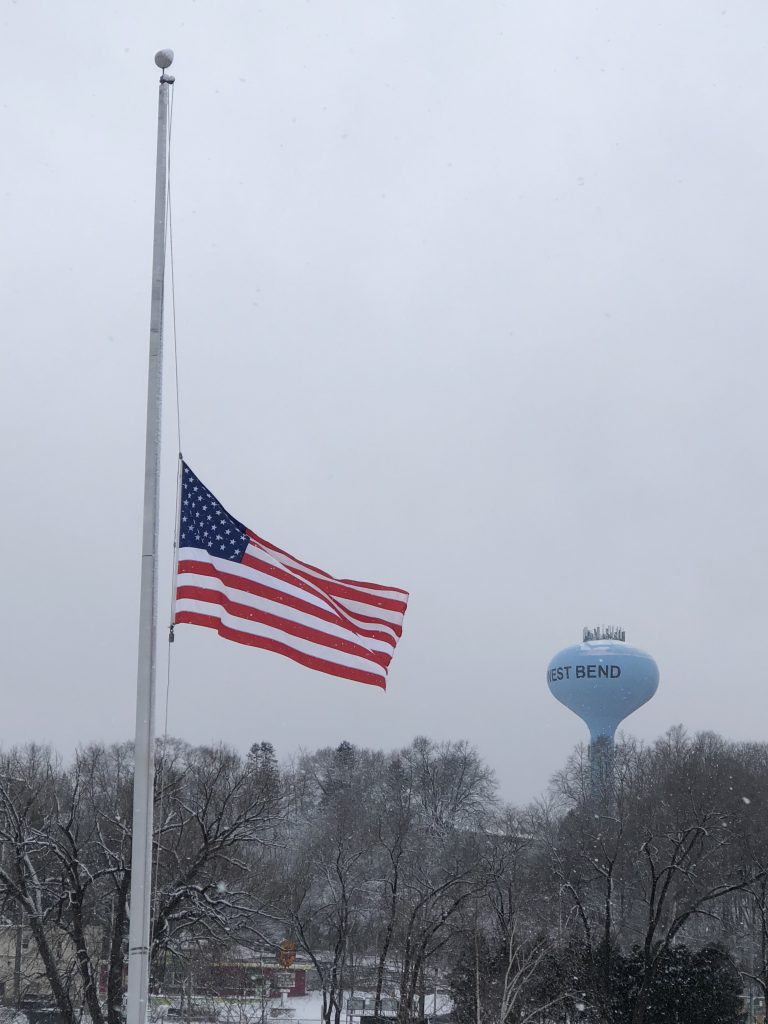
[547,627,659,789]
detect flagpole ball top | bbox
[155,49,174,69]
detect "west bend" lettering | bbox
[547,664,621,682]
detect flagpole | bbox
[126,49,175,1024]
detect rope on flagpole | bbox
[165,77,183,645]
[167,84,183,455]
[153,452,182,926]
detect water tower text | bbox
[547,664,622,682]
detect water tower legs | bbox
[589,734,616,802]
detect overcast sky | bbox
[2,1,767,802]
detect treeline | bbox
[0,731,764,1024]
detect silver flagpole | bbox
[126,48,175,1024]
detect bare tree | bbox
[280,743,379,1024]
[495,924,562,1024]
[621,731,752,1024]
[389,739,497,1024]
[0,740,281,1024]
[370,754,413,1019]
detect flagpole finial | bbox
[155,49,174,69]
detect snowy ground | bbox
[148,990,453,1024]
[0,991,454,1024]
[277,992,453,1023]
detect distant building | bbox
[151,947,308,1000]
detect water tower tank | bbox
[547,626,659,746]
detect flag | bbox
[174,463,409,689]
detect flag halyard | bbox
[174,463,408,688]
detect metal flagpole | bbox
[126,48,175,1024]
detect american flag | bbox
[174,463,409,689]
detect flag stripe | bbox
[176,588,392,666]
[240,550,405,631]
[175,463,408,688]
[178,559,399,648]
[180,549,403,640]
[273,564,408,612]
[175,611,387,688]
[176,596,392,674]
[247,530,409,597]
[176,577,397,659]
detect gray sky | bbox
[2,1,767,803]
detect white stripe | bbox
[179,547,404,640]
[247,547,407,628]
[244,554,406,630]
[177,569,396,656]
[248,539,409,605]
[325,596,405,625]
[176,597,388,678]
[180,548,337,615]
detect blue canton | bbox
[179,462,250,562]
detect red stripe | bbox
[177,559,398,647]
[177,586,393,669]
[181,551,402,637]
[239,552,405,633]
[285,564,408,613]
[175,612,387,689]
[246,530,409,597]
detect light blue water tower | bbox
[547,627,659,787]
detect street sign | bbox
[275,971,294,991]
